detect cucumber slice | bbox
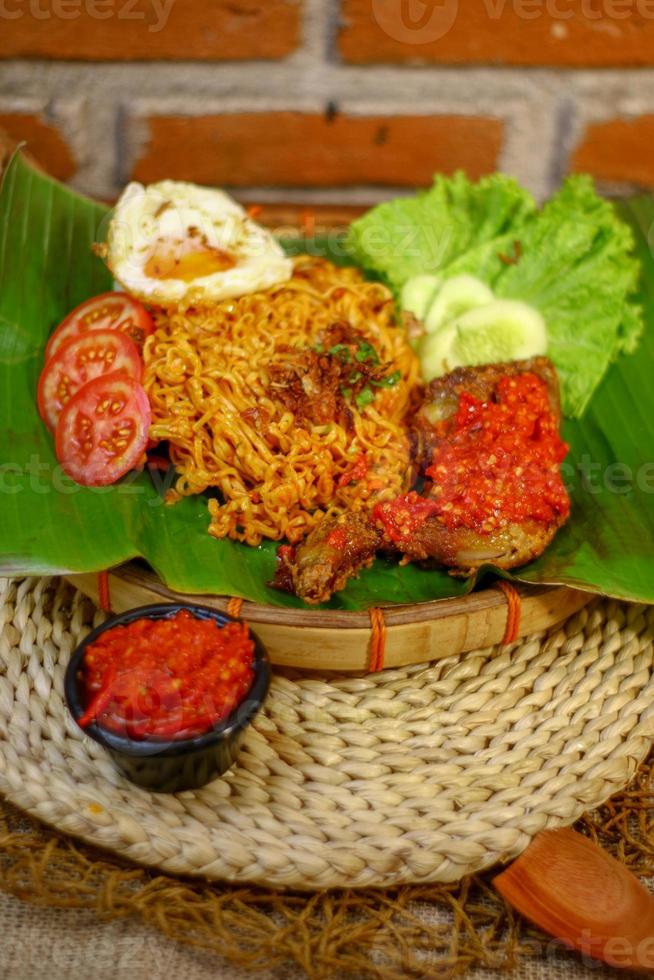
[418,300,547,381]
[424,274,494,336]
[400,274,441,320]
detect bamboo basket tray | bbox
[67,564,592,672]
[61,202,592,673]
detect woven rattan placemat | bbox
[1,576,653,891]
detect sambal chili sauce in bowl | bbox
[64,603,270,793]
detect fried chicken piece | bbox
[376,501,565,575]
[272,357,570,603]
[384,356,569,575]
[272,513,383,605]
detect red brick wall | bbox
[131,112,503,187]
[1,0,300,60]
[0,113,76,180]
[2,1,653,200]
[572,116,654,185]
[340,0,654,67]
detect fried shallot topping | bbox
[267,321,400,429]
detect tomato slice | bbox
[37,329,142,432]
[45,292,154,360]
[55,372,151,486]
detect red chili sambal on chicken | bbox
[376,371,569,540]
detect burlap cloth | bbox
[1,580,653,978]
[0,884,642,980]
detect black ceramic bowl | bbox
[64,602,271,793]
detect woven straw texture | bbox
[1,576,654,890]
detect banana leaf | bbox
[0,152,653,610]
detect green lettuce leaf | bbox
[492,176,642,416]
[346,172,536,293]
[347,172,643,418]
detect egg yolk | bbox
[144,240,235,282]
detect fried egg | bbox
[106,180,293,308]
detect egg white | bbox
[106,179,293,308]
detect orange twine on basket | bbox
[495,580,522,644]
[368,607,387,672]
[97,570,113,614]
[246,204,262,219]
[226,597,244,619]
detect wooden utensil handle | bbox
[494,828,654,971]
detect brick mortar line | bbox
[121,95,532,114]
[5,63,654,128]
[549,96,582,190]
[114,102,132,189]
[296,0,340,66]
[7,60,654,88]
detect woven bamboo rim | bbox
[67,565,592,672]
[1,575,653,890]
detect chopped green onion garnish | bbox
[328,343,352,362]
[355,387,375,409]
[355,342,380,365]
